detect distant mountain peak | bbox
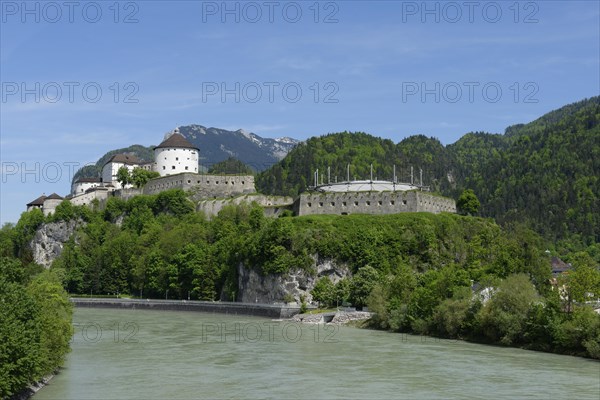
[175,124,299,169]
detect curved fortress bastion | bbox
[294,190,456,216]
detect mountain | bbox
[177,125,299,171]
[257,96,600,245]
[73,125,300,182]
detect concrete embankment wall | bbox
[71,298,300,319]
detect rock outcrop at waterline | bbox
[237,257,351,304]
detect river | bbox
[34,307,599,399]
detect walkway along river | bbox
[33,306,600,399]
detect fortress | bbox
[26,129,456,217]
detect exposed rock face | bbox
[30,220,82,268]
[237,257,351,304]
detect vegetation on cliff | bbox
[0,225,73,398]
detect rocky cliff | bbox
[237,257,351,304]
[30,220,82,268]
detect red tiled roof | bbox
[154,133,198,150]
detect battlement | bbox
[294,190,456,216]
[143,173,256,199]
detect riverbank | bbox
[292,310,372,324]
[9,374,54,400]
[70,297,301,319]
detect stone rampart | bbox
[294,190,455,216]
[143,173,255,199]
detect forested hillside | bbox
[257,97,600,245]
[3,192,599,358]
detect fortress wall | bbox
[113,188,143,201]
[197,194,294,218]
[143,173,256,198]
[70,189,110,206]
[296,191,455,216]
[415,191,456,213]
[42,199,63,216]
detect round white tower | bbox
[154,128,199,176]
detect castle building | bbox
[71,177,102,196]
[26,193,64,216]
[101,154,144,188]
[25,127,456,219]
[154,129,199,176]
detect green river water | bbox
[34,307,599,399]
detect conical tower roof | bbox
[154,129,198,150]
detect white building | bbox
[71,177,102,196]
[101,154,143,188]
[154,129,199,176]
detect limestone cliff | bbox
[237,257,351,304]
[30,220,82,268]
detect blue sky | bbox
[1,0,599,224]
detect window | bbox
[319,202,323,207]
[342,202,347,206]
[331,202,335,206]
[378,201,382,206]
[162,166,166,170]
[307,202,312,207]
[185,166,188,170]
[187,180,191,184]
[354,201,359,206]
[366,201,371,206]
[176,157,179,161]
[391,200,395,205]
[172,166,176,169]
[403,200,407,205]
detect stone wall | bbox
[197,194,294,218]
[70,188,111,206]
[294,190,455,216]
[113,188,143,201]
[143,173,255,199]
[71,298,300,319]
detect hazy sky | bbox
[1,0,599,224]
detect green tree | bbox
[311,277,335,307]
[566,253,600,303]
[457,189,480,216]
[116,166,131,188]
[349,265,380,309]
[131,168,160,188]
[477,273,540,345]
